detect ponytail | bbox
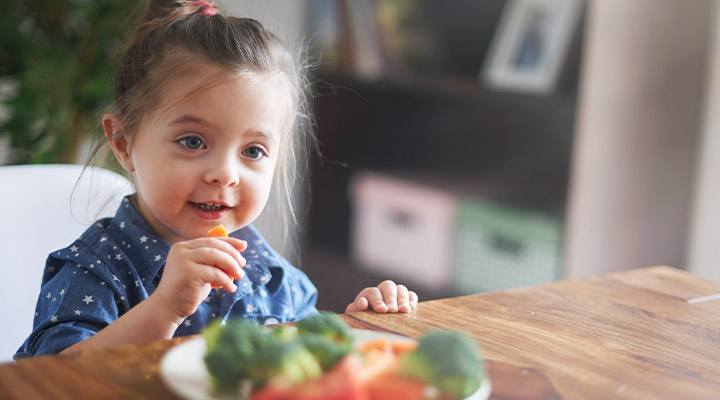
[141,0,217,23]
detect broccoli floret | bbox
[270,324,299,342]
[400,330,485,398]
[295,311,353,344]
[203,318,269,393]
[248,339,322,387]
[203,319,321,394]
[300,333,354,371]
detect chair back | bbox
[0,164,132,361]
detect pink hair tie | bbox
[193,0,217,15]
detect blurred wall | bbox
[564,0,713,278]
[217,0,308,48]
[689,2,720,281]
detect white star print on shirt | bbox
[17,199,319,359]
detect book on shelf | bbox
[309,0,397,79]
[342,0,386,79]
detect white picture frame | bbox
[481,0,583,95]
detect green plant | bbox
[0,0,143,164]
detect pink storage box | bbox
[349,172,456,291]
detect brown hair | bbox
[92,0,314,237]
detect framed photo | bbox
[481,0,583,95]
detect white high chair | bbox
[0,164,132,361]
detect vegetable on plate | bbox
[203,312,487,400]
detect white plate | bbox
[160,329,491,400]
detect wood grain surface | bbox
[346,266,720,399]
[0,266,717,399]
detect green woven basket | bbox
[452,199,563,294]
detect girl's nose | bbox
[205,155,240,187]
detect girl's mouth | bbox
[190,201,231,220]
[191,202,227,212]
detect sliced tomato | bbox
[253,342,411,400]
[290,355,369,400]
[252,384,292,400]
[365,372,427,400]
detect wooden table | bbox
[1,266,718,399]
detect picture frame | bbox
[481,0,583,95]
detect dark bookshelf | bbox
[299,0,587,307]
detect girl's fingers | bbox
[348,281,419,314]
[199,247,246,280]
[378,280,398,313]
[185,237,247,253]
[211,238,247,279]
[188,240,246,280]
[396,284,411,313]
[203,262,238,292]
[409,290,419,308]
[221,237,248,252]
[345,296,369,313]
[359,287,389,313]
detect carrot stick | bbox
[207,225,231,290]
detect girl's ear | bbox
[102,114,135,173]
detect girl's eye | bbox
[242,145,267,160]
[178,136,206,150]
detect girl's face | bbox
[108,64,290,244]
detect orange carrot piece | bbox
[357,338,418,356]
[207,224,231,288]
[388,340,418,356]
[357,338,391,353]
[207,224,229,238]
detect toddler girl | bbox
[16,0,417,358]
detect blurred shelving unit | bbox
[301,0,587,312]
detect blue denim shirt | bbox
[15,197,318,358]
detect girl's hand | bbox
[345,280,418,314]
[153,237,247,321]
